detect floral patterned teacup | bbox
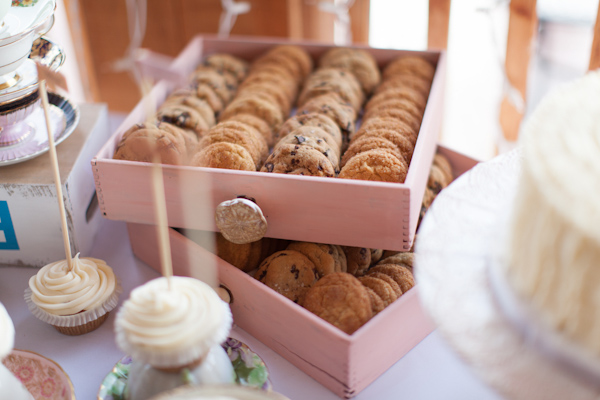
[11,0,39,6]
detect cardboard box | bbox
[0,104,110,267]
[126,146,479,398]
[92,36,447,251]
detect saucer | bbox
[0,91,79,166]
[2,349,75,400]
[98,337,272,400]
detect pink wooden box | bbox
[92,36,447,251]
[125,146,478,398]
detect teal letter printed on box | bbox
[0,201,19,250]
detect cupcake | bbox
[25,253,120,335]
[0,302,35,400]
[115,276,234,400]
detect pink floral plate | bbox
[2,349,75,400]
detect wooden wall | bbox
[70,0,370,111]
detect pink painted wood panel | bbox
[92,36,446,251]
[124,144,479,398]
[127,146,477,398]
[127,222,428,397]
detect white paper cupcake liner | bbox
[24,282,122,327]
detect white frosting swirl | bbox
[0,302,15,359]
[115,276,232,368]
[28,254,117,316]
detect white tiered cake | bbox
[507,70,600,355]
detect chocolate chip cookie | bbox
[297,93,357,137]
[350,128,415,165]
[364,286,385,315]
[276,133,340,171]
[433,153,453,183]
[265,45,314,79]
[220,113,274,147]
[254,250,319,304]
[341,136,405,168]
[190,142,256,171]
[157,103,210,138]
[220,96,285,133]
[275,113,343,150]
[199,121,268,169]
[113,121,188,165]
[319,47,381,95]
[261,143,336,177]
[298,68,364,111]
[358,275,398,307]
[162,94,217,127]
[363,107,421,135]
[342,246,371,276]
[355,117,418,145]
[287,241,345,278]
[378,252,415,273]
[190,67,233,104]
[216,233,265,272]
[362,98,423,125]
[370,249,384,265]
[203,53,249,83]
[382,56,436,82]
[338,149,409,183]
[303,272,373,334]
[369,264,415,294]
[428,164,451,194]
[374,74,432,98]
[238,69,298,102]
[365,86,428,114]
[237,81,292,116]
[252,51,305,84]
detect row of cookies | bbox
[192,45,314,171]
[253,153,455,334]
[298,47,382,141]
[113,53,249,164]
[337,56,436,183]
[253,239,416,334]
[419,152,454,226]
[259,48,381,177]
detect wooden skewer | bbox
[151,153,173,290]
[139,77,173,289]
[39,81,73,271]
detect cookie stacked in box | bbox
[338,56,434,183]
[420,153,454,225]
[193,46,313,171]
[113,44,444,335]
[207,234,416,336]
[186,152,454,336]
[114,54,249,164]
[113,45,436,187]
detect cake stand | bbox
[415,150,600,399]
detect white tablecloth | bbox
[0,218,501,400]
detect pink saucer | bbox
[2,349,75,400]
